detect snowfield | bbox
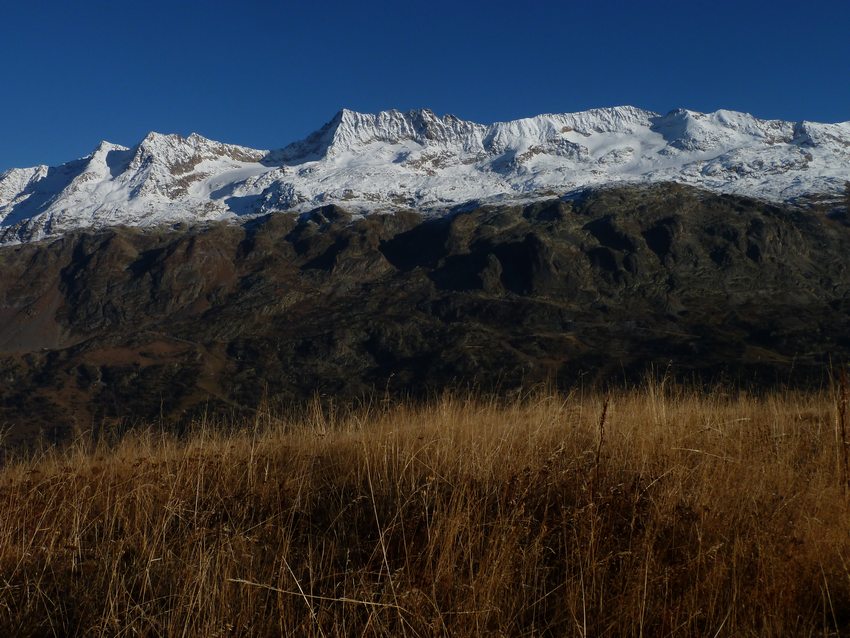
[1,106,848,243]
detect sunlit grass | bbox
[1,381,849,636]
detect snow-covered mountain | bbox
[2,106,849,243]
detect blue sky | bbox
[1,0,848,170]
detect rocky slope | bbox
[1,183,849,444]
[2,107,849,243]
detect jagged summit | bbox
[92,140,129,155]
[1,105,849,243]
[276,107,487,162]
[278,106,660,163]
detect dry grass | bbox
[2,382,850,636]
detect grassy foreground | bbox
[2,384,850,636]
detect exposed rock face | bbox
[1,183,849,444]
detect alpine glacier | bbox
[1,106,848,243]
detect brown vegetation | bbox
[2,382,850,636]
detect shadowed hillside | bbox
[1,183,849,444]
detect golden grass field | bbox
[2,378,850,636]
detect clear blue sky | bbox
[2,0,848,171]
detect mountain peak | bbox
[92,140,127,154]
[140,131,184,146]
[333,107,360,122]
[279,107,486,162]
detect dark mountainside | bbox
[1,183,849,445]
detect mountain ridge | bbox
[1,106,848,244]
